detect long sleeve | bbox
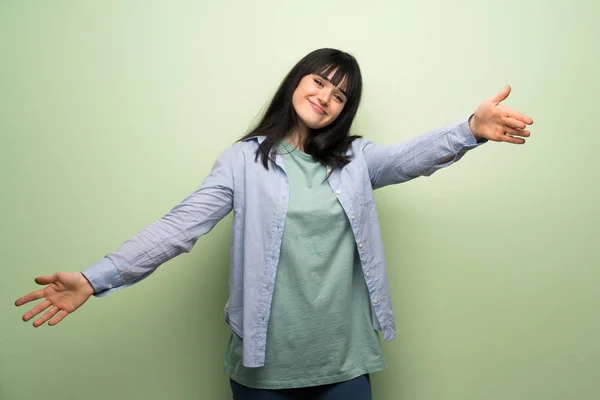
[362,115,486,190]
[82,147,235,297]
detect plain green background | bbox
[2,1,598,399]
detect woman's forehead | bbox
[316,68,349,92]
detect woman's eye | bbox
[335,95,344,103]
[314,79,324,87]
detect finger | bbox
[504,127,530,137]
[500,133,526,145]
[492,85,511,103]
[33,306,60,328]
[22,299,51,322]
[48,310,69,326]
[15,289,46,307]
[503,109,533,125]
[503,116,528,130]
[34,274,58,286]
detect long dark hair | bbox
[239,48,363,171]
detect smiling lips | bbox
[308,99,327,115]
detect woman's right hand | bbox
[15,272,95,327]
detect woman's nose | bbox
[318,90,331,106]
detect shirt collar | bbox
[241,136,266,144]
[242,135,353,159]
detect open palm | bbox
[470,85,534,144]
[15,272,95,327]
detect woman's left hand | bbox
[469,85,534,144]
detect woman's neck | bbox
[284,121,309,151]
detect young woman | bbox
[15,48,533,399]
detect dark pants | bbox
[230,374,372,400]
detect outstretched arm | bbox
[363,85,533,189]
[15,147,236,327]
[81,146,236,297]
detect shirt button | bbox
[335,189,341,195]
[365,272,370,277]
[460,136,467,143]
[327,168,332,174]
[351,215,355,220]
[108,284,113,289]
[373,297,378,304]
[358,243,363,248]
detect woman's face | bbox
[292,72,348,130]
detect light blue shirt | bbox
[82,116,485,367]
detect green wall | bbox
[2,1,598,399]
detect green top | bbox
[224,140,386,389]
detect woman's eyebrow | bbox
[317,74,348,97]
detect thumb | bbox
[35,274,58,285]
[492,85,511,103]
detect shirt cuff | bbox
[81,258,125,298]
[460,113,488,146]
[433,115,487,169]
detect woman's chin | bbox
[299,116,327,130]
